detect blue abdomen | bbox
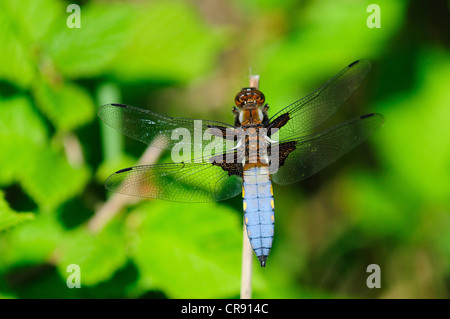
[243,166,274,267]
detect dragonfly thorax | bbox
[238,109,264,126]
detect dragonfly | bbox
[98,60,384,267]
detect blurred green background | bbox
[0,0,449,299]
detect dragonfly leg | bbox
[264,135,277,144]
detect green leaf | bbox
[1,0,62,42]
[0,4,36,88]
[33,80,95,132]
[0,96,48,185]
[19,147,90,210]
[0,96,89,209]
[343,171,414,239]
[375,53,450,203]
[56,221,128,286]
[111,1,226,82]
[128,201,242,298]
[0,191,34,231]
[0,96,47,144]
[0,212,63,271]
[45,2,133,78]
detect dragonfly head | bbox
[235,87,265,109]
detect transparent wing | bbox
[105,162,243,202]
[271,113,384,185]
[269,60,372,141]
[98,103,236,154]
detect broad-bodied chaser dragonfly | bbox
[98,60,384,267]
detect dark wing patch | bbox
[209,151,244,177]
[267,113,290,133]
[277,141,297,167]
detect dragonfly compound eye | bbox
[235,94,247,107]
[253,92,265,105]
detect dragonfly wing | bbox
[105,162,243,202]
[270,113,384,185]
[98,103,236,154]
[268,60,372,140]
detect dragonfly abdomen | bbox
[242,165,275,267]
